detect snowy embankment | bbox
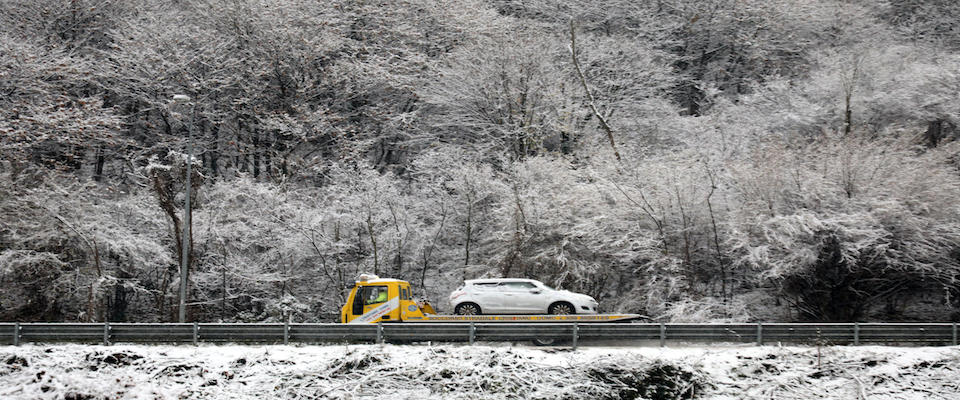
[1,343,958,399]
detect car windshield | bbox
[538,282,555,291]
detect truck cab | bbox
[341,274,435,324]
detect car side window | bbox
[473,283,498,291]
[361,285,389,305]
[500,282,536,290]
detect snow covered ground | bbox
[1,342,958,399]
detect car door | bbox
[498,282,542,313]
[470,282,504,313]
[521,282,552,312]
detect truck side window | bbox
[352,290,364,315]
[362,286,389,305]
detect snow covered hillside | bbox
[1,343,958,399]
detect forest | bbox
[2,0,960,324]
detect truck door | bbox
[349,285,399,324]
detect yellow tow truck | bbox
[340,274,641,324]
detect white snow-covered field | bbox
[1,342,958,399]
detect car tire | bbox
[454,302,482,315]
[548,302,575,315]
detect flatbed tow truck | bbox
[340,274,641,325]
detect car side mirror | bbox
[530,289,541,294]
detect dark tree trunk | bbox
[924,119,952,148]
[253,131,261,178]
[94,147,105,182]
[109,276,130,322]
[210,125,220,177]
[264,135,272,179]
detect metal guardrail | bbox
[0,322,957,348]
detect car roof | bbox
[465,278,540,284]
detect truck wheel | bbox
[532,338,559,346]
[548,302,575,315]
[455,303,481,315]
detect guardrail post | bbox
[953,323,957,346]
[103,322,111,346]
[659,323,666,347]
[572,323,579,350]
[192,322,199,346]
[756,323,763,346]
[13,323,20,346]
[283,321,290,345]
[853,323,859,346]
[469,322,475,345]
[376,322,383,344]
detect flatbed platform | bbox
[406,314,643,322]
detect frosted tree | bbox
[144,152,204,321]
[881,0,960,49]
[191,178,315,322]
[419,31,575,160]
[728,137,960,321]
[0,171,168,322]
[410,147,507,285]
[0,34,124,179]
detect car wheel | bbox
[548,302,575,315]
[455,302,481,315]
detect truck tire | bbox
[454,302,482,315]
[532,337,559,346]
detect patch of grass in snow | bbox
[84,350,143,370]
[4,355,29,367]
[62,393,99,400]
[327,349,386,377]
[587,361,709,400]
[155,363,202,378]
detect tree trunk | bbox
[925,119,949,148]
[210,125,220,177]
[253,130,261,178]
[844,93,853,136]
[569,20,622,161]
[366,216,379,275]
[464,199,473,268]
[94,147,105,182]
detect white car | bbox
[448,278,599,315]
